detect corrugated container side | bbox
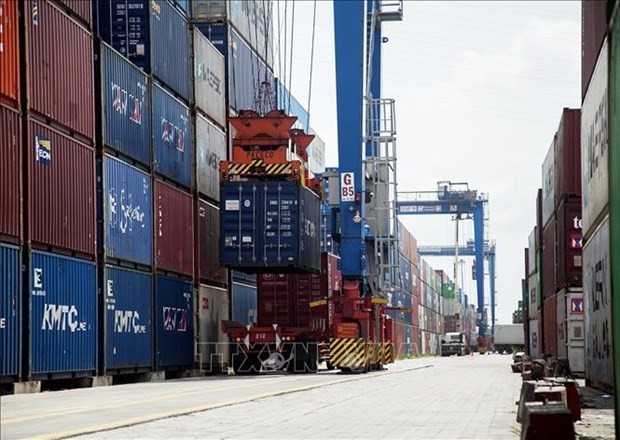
[541,218,557,299]
[151,0,190,100]
[555,108,582,202]
[0,0,19,105]
[155,274,194,368]
[196,115,226,201]
[155,180,194,276]
[197,284,229,372]
[527,228,536,276]
[152,84,192,188]
[193,30,226,127]
[0,105,20,239]
[27,0,94,140]
[557,289,567,359]
[99,42,151,166]
[582,0,610,100]
[28,119,96,255]
[610,13,620,418]
[196,199,227,285]
[0,244,20,377]
[220,181,321,272]
[541,137,556,227]
[104,265,153,371]
[529,319,540,358]
[192,0,273,68]
[528,273,538,320]
[29,251,97,375]
[103,155,153,266]
[52,0,93,28]
[231,282,257,325]
[581,37,609,237]
[583,216,614,392]
[556,198,583,289]
[307,130,325,175]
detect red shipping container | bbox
[556,198,583,289]
[155,180,194,276]
[541,218,557,299]
[257,253,339,329]
[581,0,609,100]
[543,294,558,357]
[196,199,227,286]
[554,108,581,203]
[409,233,418,266]
[52,0,92,28]
[26,0,94,140]
[0,105,20,240]
[0,0,19,105]
[27,118,96,255]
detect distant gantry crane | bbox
[397,181,493,348]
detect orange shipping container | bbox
[0,0,19,105]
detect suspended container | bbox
[29,251,97,378]
[27,119,96,256]
[0,105,20,241]
[193,29,226,128]
[152,84,192,188]
[97,41,151,166]
[155,274,193,368]
[196,199,227,286]
[26,0,94,141]
[94,0,190,101]
[155,180,194,276]
[104,265,153,372]
[0,0,19,107]
[196,114,226,201]
[220,181,321,273]
[0,244,20,380]
[102,155,153,267]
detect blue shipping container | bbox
[400,255,412,293]
[220,181,321,272]
[104,265,153,371]
[155,275,193,367]
[152,84,192,188]
[103,155,153,265]
[202,24,275,113]
[275,78,310,131]
[30,251,97,376]
[100,42,151,165]
[94,0,190,101]
[0,244,20,378]
[231,282,257,325]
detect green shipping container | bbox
[609,7,620,435]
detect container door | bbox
[263,182,300,266]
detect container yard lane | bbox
[0,355,523,440]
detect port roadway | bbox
[1,356,522,439]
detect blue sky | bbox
[271,1,581,325]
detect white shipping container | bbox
[581,38,609,237]
[583,215,613,391]
[197,284,230,373]
[541,138,556,227]
[194,30,226,128]
[308,129,326,175]
[527,227,537,276]
[196,114,227,201]
[563,287,585,375]
[527,273,538,320]
[493,324,525,345]
[192,0,273,68]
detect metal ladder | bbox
[364,98,402,297]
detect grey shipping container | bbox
[102,155,153,266]
[197,284,229,373]
[155,275,194,368]
[196,199,227,286]
[583,215,614,392]
[220,181,321,273]
[231,281,257,325]
[541,136,556,227]
[29,251,97,377]
[196,114,226,201]
[104,265,153,372]
[193,30,226,128]
[0,244,20,379]
[98,42,151,166]
[581,37,609,238]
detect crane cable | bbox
[287,0,296,114]
[306,0,317,129]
